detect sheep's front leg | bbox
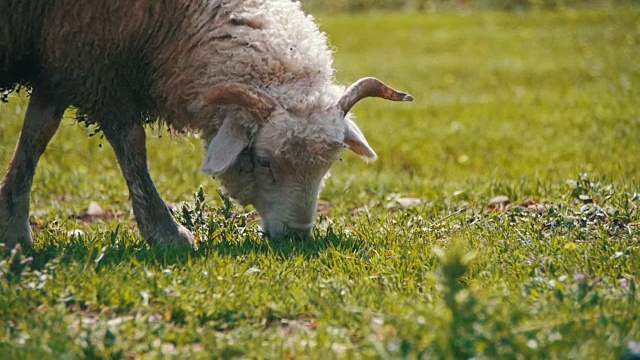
[0,89,65,247]
[102,123,194,248]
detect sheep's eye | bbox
[256,156,271,169]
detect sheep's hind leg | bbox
[101,122,195,248]
[0,89,65,248]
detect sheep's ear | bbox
[344,118,377,161]
[201,118,249,176]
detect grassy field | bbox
[1,8,640,359]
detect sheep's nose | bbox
[285,225,312,240]
[266,223,313,240]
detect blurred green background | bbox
[301,0,639,12]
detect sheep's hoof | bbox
[146,223,196,249]
[0,213,34,249]
[173,224,196,248]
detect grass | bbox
[1,7,640,359]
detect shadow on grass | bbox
[15,225,364,271]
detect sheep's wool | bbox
[176,0,347,164]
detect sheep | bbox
[0,0,412,248]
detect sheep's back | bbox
[1,0,339,132]
[0,0,49,92]
[1,0,188,119]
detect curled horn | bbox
[190,83,280,123]
[337,77,413,115]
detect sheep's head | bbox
[190,78,412,238]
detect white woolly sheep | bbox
[0,0,412,248]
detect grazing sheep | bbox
[0,0,412,248]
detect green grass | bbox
[1,8,640,359]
